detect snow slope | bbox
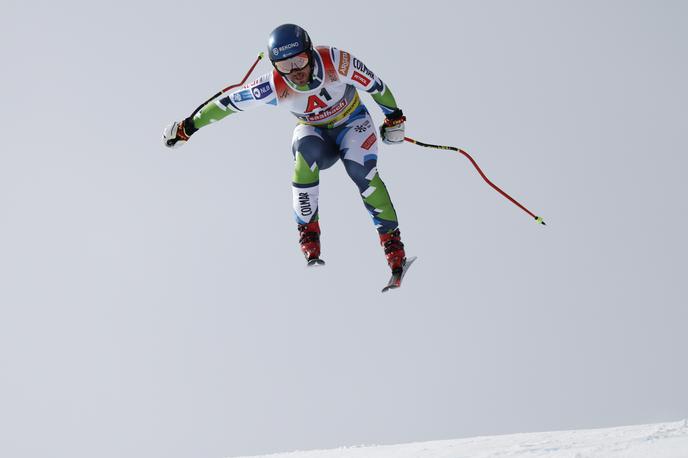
[230,420,688,458]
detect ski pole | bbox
[404,137,546,225]
[188,52,265,119]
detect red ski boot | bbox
[379,228,406,272]
[298,221,324,265]
[380,228,416,292]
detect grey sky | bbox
[1,1,687,458]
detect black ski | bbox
[381,256,417,293]
[307,258,326,267]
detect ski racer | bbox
[163,24,409,274]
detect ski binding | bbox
[307,258,326,267]
[382,256,417,293]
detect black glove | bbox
[162,118,198,148]
[379,108,406,144]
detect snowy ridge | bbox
[230,420,688,458]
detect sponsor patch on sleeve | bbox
[251,81,273,100]
[353,58,375,78]
[351,71,371,87]
[233,89,254,103]
[338,50,351,76]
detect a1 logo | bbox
[305,95,327,113]
[305,89,333,113]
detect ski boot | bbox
[298,221,324,266]
[379,228,406,272]
[380,228,416,292]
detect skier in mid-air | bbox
[164,24,411,286]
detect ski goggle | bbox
[273,51,311,74]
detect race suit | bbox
[190,45,401,234]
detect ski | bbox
[307,258,326,267]
[381,256,417,293]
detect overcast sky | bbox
[1,1,687,458]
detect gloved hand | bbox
[162,118,198,148]
[379,108,406,144]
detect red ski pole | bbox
[188,52,265,118]
[404,137,546,225]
